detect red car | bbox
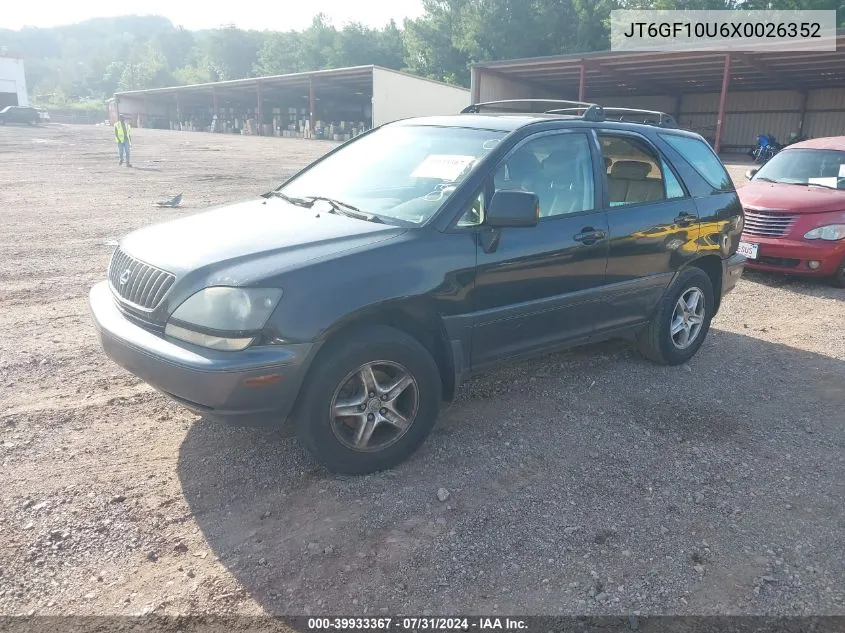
[739,136,845,287]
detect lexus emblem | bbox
[119,269,132,285]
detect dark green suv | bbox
[90,99,746,474]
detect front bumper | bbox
[721,253,746,297]
[740,235,845,277]
[89,281,316,417]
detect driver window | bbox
[493,133,595,218]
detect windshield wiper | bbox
[269,191,384,223]
[268,191,314,207]
[301,196,384,223]
[753,176,777,183]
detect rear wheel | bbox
[637,267,714,365]
[293,325,442,474]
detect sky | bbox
[2,0,424,31]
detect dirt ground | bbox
[1,124,843,618]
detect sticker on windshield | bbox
[808,177,838,188]
[411,155,476,181]
[839,164,845,177]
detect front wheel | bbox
[832,259,845,289]
[637,267,714,365]
[293,325,442,474]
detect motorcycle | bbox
[748,133,782,164]
[785,132,809,146]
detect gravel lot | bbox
[1,124,843,618]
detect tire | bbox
[637,267,715,366]
[832,259,845,289]
[293,325,442,474]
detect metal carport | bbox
[113,66,469,138]
[470,30,845,154]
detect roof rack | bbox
[461,99,605,122]
[598,108,678,128]
[461,100,678,128]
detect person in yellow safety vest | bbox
[114,114,132,167]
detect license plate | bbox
[737,241,758,259]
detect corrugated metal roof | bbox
[114,66,468,100]
[115,66,376,99]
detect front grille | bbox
[108,248,175,311]
[758,256,800,268]
[743,210,797,238]
[116,303,167,333]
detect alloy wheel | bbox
[329,360,419,452]
[670,287,706,350]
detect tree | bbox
[154,26,195,70]
[204,26,260,80]
[298,14,338,70]
[404,0,472,84]
[254,31,304,76]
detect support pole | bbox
[309,77,316,135]
[578,62,586,102]
[256,81,263,135]
[797,90,808,137]
[471,68,481,104]
[175,93,182,130]
[714,54,731,155]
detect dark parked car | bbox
[0,105,42,125]
[89,100,745,474]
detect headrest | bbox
[507,149,541,179]
[610,160,651,180]
[543,149,579,168]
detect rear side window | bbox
[599,134,684,207]
[661,134,733,191]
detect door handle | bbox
[574,228,607,244]
[675,212,697,226]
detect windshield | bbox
[279,125,507,224]
[754,148,845,190]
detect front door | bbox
[595,131,701,331]
[469,130,610,370]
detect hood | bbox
[739,181,845,215]
[119,197,406,278]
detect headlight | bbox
[165,287,283,351]
[804,224,845,241]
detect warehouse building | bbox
[0,56,29,108]
[470,30,845,154]
[112,65,469,141]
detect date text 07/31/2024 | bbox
[305,617,528,631]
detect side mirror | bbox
[485,190,540,228]
[745,168,758,180]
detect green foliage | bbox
[2,0,842,105]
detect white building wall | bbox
[116,96,171,117]
[371,67,470,126]
[0,57,29,106]
[474,69,563,103]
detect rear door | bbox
[595,131,700,331]
[469,129,610,370]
